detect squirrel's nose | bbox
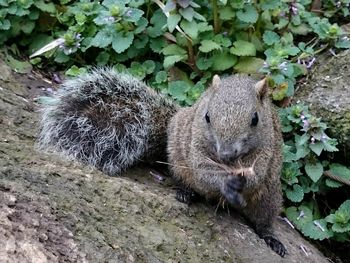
[218,149,237,162]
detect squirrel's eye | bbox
[251,112,259,126]
[205,112,210,123]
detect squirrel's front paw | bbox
[222,176,247,208]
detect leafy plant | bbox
[280,104,350,242]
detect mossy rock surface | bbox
[295,50,350,160]
[0,59,328,263]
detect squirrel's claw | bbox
[222,176,247,208]
[263,234,287,257]
[176,188,198,205]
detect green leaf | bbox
[91,29,113,48]
[34,0,56,13]
[142,60,155,74]
[211,52,237,71]
[6,56,32,74]
[179,7,194,21]
[230,40,256,56]
[236,5,258,24]
[163,44,187,56]
[301,219,333,240]
[286,205,314,228]
[309,142,324,156]
[196,56,213,70]
[199,40,221,53]
[219,6,235,20]
[163,54,187,68]
[167,14,181,32]
[0,19,11,30]
[65,66,87,77]
[234,57,264,74]
[305,162,323,182]
[124,8,144,22]
[155,71,167,83]
[286,184,304,202]
[181,20,198,39]
[168,81,191,101]
[112,32,134,53]
[262,30,280,45]
[21,21,35,34]
[96,51,110,66]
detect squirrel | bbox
[38,68,286,257]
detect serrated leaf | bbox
[305,162,323,182]
[162,44,187,56]
[179,7,194,21]
[34,0,56,13]
[142,60,155,74]
[199,40,221,53]
[262,30,280,45]
[168,80,191,101]
[230,40,256,56]
[234,57,264,74]
[286,184,304,202]
[301,220,333,240]
[181,20,198,39]
[236,5,258,24]
[155,71,167,83]
[163,54,187,68]
[124,8,144,22]
[219,6,235,20]
[167,14,181,32]
[91,29,113,48]
[211,52,237,71]
[196,56,213,70]
[309,142,324,156]
[112,32,134,53]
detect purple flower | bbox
[321,134,328,142]
[336,1,341,8]
[290,3,298,16]
[104,16,115,23]
[300,114,305,120]
[125,9,133,17]
[310,137,315,144]
[302,119,309,130]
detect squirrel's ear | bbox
[211,75,221,89]
[255,78,268,100]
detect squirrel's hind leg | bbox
[175,183,200,205]
[242,184,287,257]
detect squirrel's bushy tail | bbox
[37,68,178,175]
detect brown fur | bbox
[167,74,285,255]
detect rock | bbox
[295,50,350,160]
[0,61,329,263]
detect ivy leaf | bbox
[230,40,256,56]
[286,184,304,202]
[199,40,221,53]
[262,30,280,45]
[301,219,333,240]
[309,142,324,156]
[167,14,181,32]
[305,162,323,182]
[211,52,237,71]
[112,32,134,53]
[236,5,259,24]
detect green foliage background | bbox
[1,0,350,243]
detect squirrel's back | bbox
[38,68,177,175]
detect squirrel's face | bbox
[202,75,269,163]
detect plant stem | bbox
[212,0,220,34]
[187,39,200,75]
